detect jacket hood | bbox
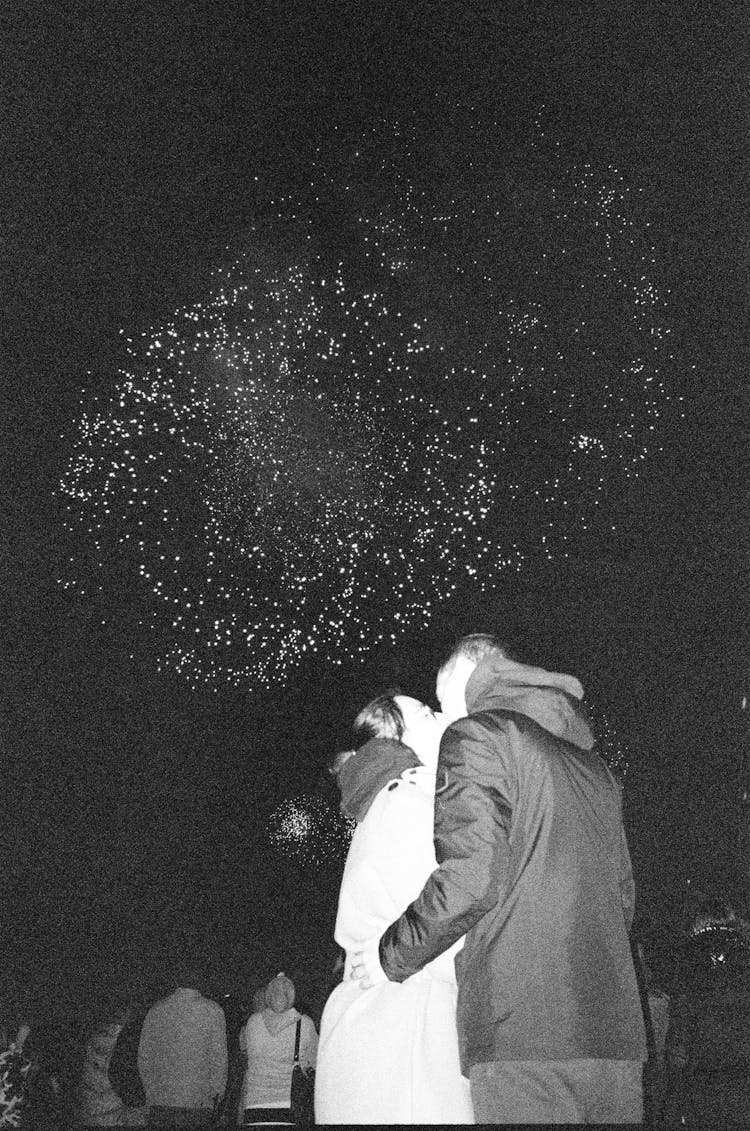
[262,1006,300,1037]
[465,654,595,751]
[338,737,421,822]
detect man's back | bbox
[376,642,647,1123]
[138,987,227,1110]
[449,706,645,1067]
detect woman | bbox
[315,691,474,1124]
[78,1002,147,1127]
[237,974,317,1126]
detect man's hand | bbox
[350,942,389,989]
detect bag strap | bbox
[293,1017,301,1066]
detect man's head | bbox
[436,633,510,723]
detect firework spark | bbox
[58,115,682,690]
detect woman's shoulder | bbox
[349,776,431,854]
[347,771,435,871]
[367,768,433,812]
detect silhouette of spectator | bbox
[78,998,147,1127]
[237,974,316,1126]
[138,962,227,1127]
[667,902,750,1124]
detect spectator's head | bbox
[685,899,750,978]
[251,986,267,1013]
[436,633,512,722]
[330,690,405,778]
[265,974,295,1013]
[351,688,405,747]
[691,899,743,937]
[348,690,445,770]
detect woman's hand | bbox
[350,943,389,989]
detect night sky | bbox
[2,1,747,1026]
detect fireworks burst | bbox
[267,795,355,867]
[58,113,682,690]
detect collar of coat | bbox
[338,736,421,822]
[465,654,595,751]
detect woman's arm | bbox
[300,1016,318,1072]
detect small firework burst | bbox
[267,795,355,867]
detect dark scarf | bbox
[338,737,420,822]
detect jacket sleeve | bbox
[379,716,514,981]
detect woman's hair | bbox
[352,688,405,746]
[329,688,404,780]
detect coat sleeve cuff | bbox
[378,927,410,982]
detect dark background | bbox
[1,0,747,1025]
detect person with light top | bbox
[237,973,317,1126]
[314,690,474,1124]
[137,962,227,1127]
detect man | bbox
[352,633,646,1123]
[137,962,227,1127]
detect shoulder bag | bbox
[290,1017,315,1126]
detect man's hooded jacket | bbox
[379,655,647,1072]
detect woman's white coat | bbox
[315,764,473,1124]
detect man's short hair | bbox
[442,633,514,670]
